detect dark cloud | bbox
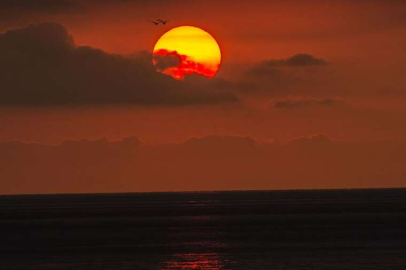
[0,23,238,106]
[274,98,350,109]
[1,135,406,194]
[243,54,338,98]
[0,0,83,21]
[0,0,174,15]
[0,0,80,13]
[267,54,328,67]
[249,54,328,77]
[153,53,181,71]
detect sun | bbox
[153,26,221,80]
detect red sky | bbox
[1,0,406,193]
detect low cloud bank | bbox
[274,98,350,109]
[1,135,405,194]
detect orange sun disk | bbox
[153,26,222,80]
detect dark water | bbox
[1,189,406,269]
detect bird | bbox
[147,20,160,25]
[156,19,169,25]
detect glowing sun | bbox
[153,26,221,80]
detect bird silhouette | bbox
[147,20,160,25]
[156,19,169,25]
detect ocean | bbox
[1,189,405,269]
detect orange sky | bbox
[2,1,406,61]
[1,0,406,193]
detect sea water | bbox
[1,189,406,269]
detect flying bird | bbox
[147,20,160,25]
[157,19,169,25]
[147,20,169,26]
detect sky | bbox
[1,0,406,194]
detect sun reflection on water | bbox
[162,252,224,269]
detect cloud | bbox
[0,23,238,106]
[249,54,328,77]
[0,136,142,194]
[0,0,176,16]
[241,54,339,98]
[181,135,258,150]
[153,49,219,79]
[0,0,80,13]
[274,98,350,109]
[1,135,406,194]
[153,51,182,71]
[290,134,331,144]
[266,54,328,68]
[0,0,83,22]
